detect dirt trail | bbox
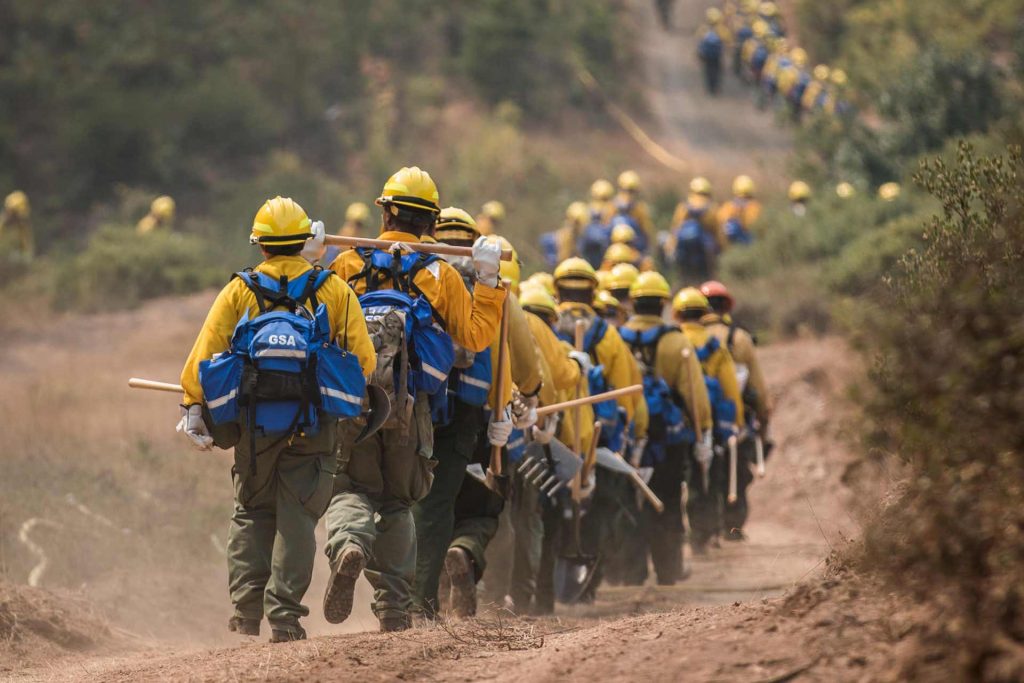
[639,0,794,184]
[9,333,874,682]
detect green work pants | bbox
[411,403,486,616]
[323,395,435,621]
[227,421,337,633]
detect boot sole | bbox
[323,549,365,624]
[445,548,476,618]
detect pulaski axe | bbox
[484,281,513,497]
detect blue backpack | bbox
[699,30,724,61]
[619,325,693,466]
[724,200,754,244]
[577,211,611,269]
[610,203,648,253]
[540,232,560,268]
[695,336,739,441]
[199,267,366,473]
[348,248,455,430]
[751,43,769,72]
[557,315,625,452]
[673,205,716,271]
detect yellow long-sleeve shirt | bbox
[623,315,712,436]
[330,230,506,353]
[525,310,581,407]
[489,293,544,410]
[555,302,638,424]
[716,198,762,235]
[701,313,771,424]
[180,255,376,406]
[680,321,744,429]
[670,195,727,251]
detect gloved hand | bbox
[630,437,648,467]
[578,468,598,499]
[177,404,213,451]
[531,414,558,445]
[487,407,513,447]
[472,235,501,288]
[511,391,539,430]
[301,220,326,262]
[568,350,593,375]
[695,431,714,471]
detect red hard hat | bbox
[700,280,734,312]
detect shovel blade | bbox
[554,554,599,605]
[353,384,391,445]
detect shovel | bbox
[484,281,512,498]
[554,420,601,605]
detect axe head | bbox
[353,384,391,445]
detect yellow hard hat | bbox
[603,242,639,266]
[706,7,724,24]
[732,175,756,198]
[151,195,175,221]
[494,235,521,290]
[345,201,370,223]
[566,200,589,225]
[617,170,641,192]
[788,180,812,202]
[813,64,831,81]
[790,48,808,69]
[690,176,713,196]
[672,286,709,313]
[759,1,778,17]
[519,286,558,318]
[4,190,29,216]
[590,179,615,202]
[251,196,313,246]
[525,272,556,297]
[830,69,848,86]
[554,257,598,289]
[481,200,506,222]
[878,182,901,202]
[630,271,671,300]
[836,182,856,199]
[606,263,640,292]
[376,166,441,214]
[752,19,769,38]
[593,289,622,314]
[610,223,637,245]
[435,206,480,243]
[740,0,758,12]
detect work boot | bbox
[323,545,366,624]
[724,528,747,542]
[379,613,412,633]
[270,624,307,643]
[445,547,477,618]
[227,616,260,636]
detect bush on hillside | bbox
[56,226,221,312]
[860,143,1024,680]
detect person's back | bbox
[322,167,505,633]
[177,196,375,643]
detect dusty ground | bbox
[4,327,903,682]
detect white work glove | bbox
[531,415,558,445]
[568,350,593,375]
[472,235,501,288]
[176,404,213,451]
[511,392,539,430]
[487,407,514,447]
[695,431,714,470]
[301,220,326,262]
[630,437,648,467]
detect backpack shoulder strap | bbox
[233,270,268,313]
[585,317,608,356]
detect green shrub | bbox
[56,226,221,312]
[860,143,1024,680]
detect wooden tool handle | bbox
[128,378,184,393]
[580,421,602,484]
[324,234,513,261]
[628,469,665,513]
[727,435,739,504]
[535,385,643,418]
[489,281,513,476]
